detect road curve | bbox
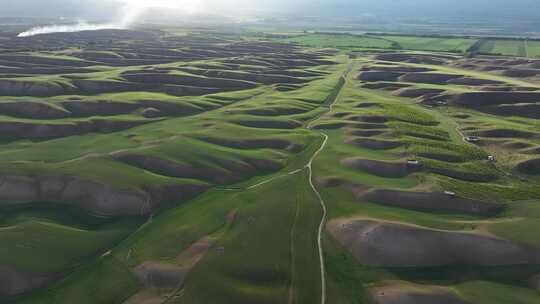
[218,62,351,304]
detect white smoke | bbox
[17,0,203,38]
[17,21,127,37]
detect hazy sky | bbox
[2,0,540,20]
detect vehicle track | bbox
[308,133,329,304]
[288,190,301,304]
[307,63,351,304]
[195,61,351,304]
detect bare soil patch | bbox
[368,281,472,304]
[361,82,411,90]
[355,102,382,108]
[193,136,301,151]
[374,53,449,65]
[357,71,404,82]
[0,101,70,119]
[398,73,463,84]
[342,158,420,178]
[351,115,389,123]
[474,129,538,139]
[0,266,60,297]
[393,88,445,98]
[346,130,387,137]
[327,219,540,267]
[0,175,207,217]
[317,177,371,199]
[311,122,348,130]
[346,138,403,150]
[515,158,540,175]
[447,77,503,86]
[361,189,504,216]
[0,119,150,141]
[450,92,540,107]
[232,119,302,129]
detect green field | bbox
[278,32,540,58]
[379,35,478,52]
[477,39,527,56]
[281,34,395,49]
[475,39,540,57]
[279,33,477,53]
[525,40,540,57]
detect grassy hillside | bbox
[1,28,540,304]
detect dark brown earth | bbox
[398,73,463,84]
[355,102,382,108]
[317,177,371,199]
[515,158,540,175]
[450,92,540,107]
[361,189,504,216]
[232,119,302,129]
[346,138,403,150]
[473,129,539,139]
[241,106,309,116]
[0,266,61,297]
[351,115,389,123]
[327,219,540,267]
[361,82,411,90]
[428,166,498,182]
[113,153,283,184]
[349,123,388,130]
[342,158,421,178]
[357,71,404,82]
[447,77,503,86]
[311,122,348,130]
[193,136,302,151]
[0,79,76,97]
[393,88,445,98]
[0,119,151,141]
[361,65,433,73]
[133,262,187,289]
[373,53,450,65]
[367,281,472,304]
[346,130,387,137]
[0,175,208,217]
[132,236,213,293]
[0,101,70,119]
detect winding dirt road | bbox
[216,62,351,304]
[308,133,329,304]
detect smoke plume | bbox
[17,21,127,37]
[17,0,202,37]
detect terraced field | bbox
[281,34,395,49]
[0,27,540,304]
[319,49,540,304]
[378,35,477,52]
[476,39,529,57]
[0,29,345,303]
